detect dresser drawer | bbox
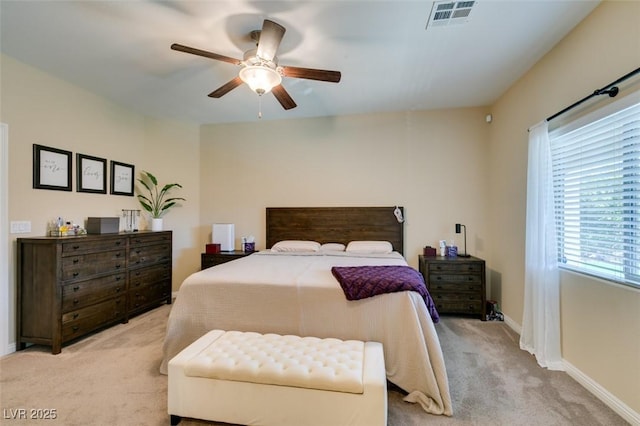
[431,291,483,303]
[61,250,126,280]
[128,281,170,313]
[429,262,483,273]
[62,297,125,340]
[429,273,482,284]
[129,233,172,248]
[62,238,126,256]
[429,280,483,293]
[61,274,126,311]
[434,301,483,314]
[129,244,171,268]
[129,263,171,289]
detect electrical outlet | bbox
[10,221,31,234]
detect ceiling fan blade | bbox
[208,77,243,98]
[256,19,286,62]
[271,84,297,110]
[280,66,341,83]
[171,43,241,65]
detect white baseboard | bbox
[1,342,16,358]
[503,313,522,335]
[501,313,639,425]
[563,360,640,426]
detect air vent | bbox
[426,1,475,28]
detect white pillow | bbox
[320,243,346,252]
[271,240,321,252]
[345,240,393,254]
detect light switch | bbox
[10,221,31,234]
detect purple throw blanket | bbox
[331,265,439,323]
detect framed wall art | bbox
[77,153,107,194]
[33,144,72,191]
[110,160,135,196]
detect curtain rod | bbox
[546,66,640,122]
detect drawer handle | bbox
[115,287,121,293]
[72,272,79,278]
[72,326,79,331]
[136,249,141,254]
[73,285,80,292]
[115,264,121,269]
[436,276,442,281]
[72,259,79,264]
[116,241,121,246]
[73,299,79,305]
[116,253,121,258]
[72,245,80,250]
[73,313,79,319]
[116,276,121,281]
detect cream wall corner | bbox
[487,1,640,414]
[1,54,201,348]
[199,108,490,270]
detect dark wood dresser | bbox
[201,250,255,269]
[419,255,486,320]
[17,231,172,354]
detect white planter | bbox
[151,218,163,231]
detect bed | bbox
[160,207,452,416]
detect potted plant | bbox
[136,171,185,231]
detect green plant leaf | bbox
[135,171,185,219]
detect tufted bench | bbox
[168,330,387,426]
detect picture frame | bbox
[77,153,107,194]
[110,160,135,196]
[33,144,72,191]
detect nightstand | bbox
[419,255,486,320]
[201,251,256,269]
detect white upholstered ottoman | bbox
[168,330,387,426]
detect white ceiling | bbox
[0,1,599,125]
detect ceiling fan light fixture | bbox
[239,65,282,95]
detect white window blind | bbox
[550,94,640,287]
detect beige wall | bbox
[1,54,201,345]
[488,1,640,413]
[199,108,490,267]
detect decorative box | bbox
[206,243,221,254]
[86,217,120,234]
[423,246,437,257]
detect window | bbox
[550,92,640,288]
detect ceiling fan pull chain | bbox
[258,94,263,119]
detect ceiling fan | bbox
[171,19,341,111]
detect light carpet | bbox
[0,304,628,425]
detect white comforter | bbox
[160,251,452,416]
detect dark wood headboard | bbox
[266,207,404,255]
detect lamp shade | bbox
[239,65,282,95]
